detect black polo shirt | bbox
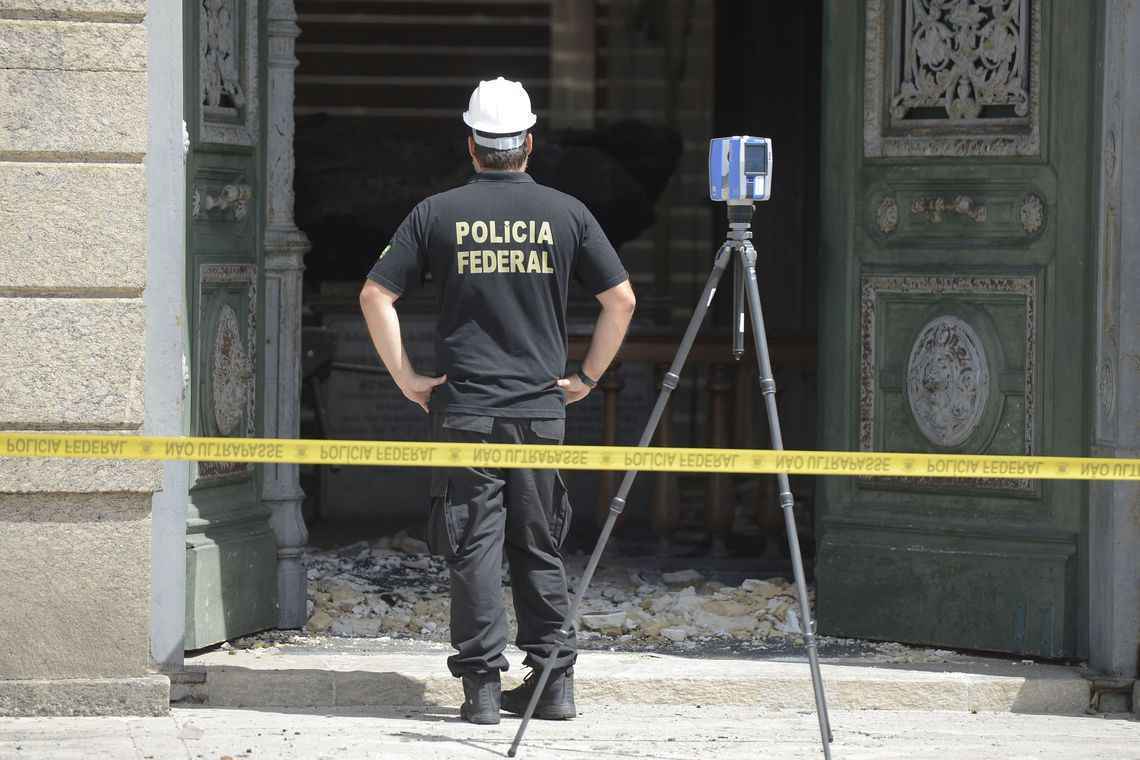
[367,171,629,419]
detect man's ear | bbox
[467,135,478,166]
[525,132,534,156]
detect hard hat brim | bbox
[462,110,537,134]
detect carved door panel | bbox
[816,0,1092,656]
[184,0,277,648]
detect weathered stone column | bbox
[146,0,190,673]
[1088,0,1140,679]
[263,0,312,630]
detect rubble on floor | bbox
[294,531,818,652]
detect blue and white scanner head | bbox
[708,136,772,203]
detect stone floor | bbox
[187,636,1092,716]
[2,706,1137,760]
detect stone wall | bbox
[0,0,167,715]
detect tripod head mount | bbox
[726,200,754,242]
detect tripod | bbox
[508,203,834,759]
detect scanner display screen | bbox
[744,144,768,174]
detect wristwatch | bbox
[578,368,598,389]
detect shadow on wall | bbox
[295,117,682,286]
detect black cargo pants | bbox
[427,413,578,677]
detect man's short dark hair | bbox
[472,132,529,171]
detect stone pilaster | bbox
[1088,0,1140,679]
[146,0,189,673]
[263,0,311,630]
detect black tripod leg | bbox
[741,241,834,757]
[507,242,735,758]
[732,253,746,360]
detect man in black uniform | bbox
[359,77,636,725]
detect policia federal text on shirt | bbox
[358,77,636,725]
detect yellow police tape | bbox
[2,432,1139,480]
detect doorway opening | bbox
[294,0,822,576]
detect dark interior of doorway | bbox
[294,0,822,575]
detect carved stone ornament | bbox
[202,0,246,110]
[193,183,252,221]
[199,0,258,145]
[1098,356,1116,417]
[1019,192,1044,234]
[1104,129,1118,182]
[864,0,1041,157]
[211,304,252,435]
[877,196,899,234]
[906,316,990,447]
[198,263,257,479]
[891,0,1029,122]
[911,195,987,223]
[860,275,1036,491]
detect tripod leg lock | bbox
[608,496,627,515]
[662,371,681,390]
[759,378,776,396]
[778,491,794,509]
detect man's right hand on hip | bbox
[400,372,448,413]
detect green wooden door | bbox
[816,0,1093,657]
[184,0,277,648]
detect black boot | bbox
[459,672,501,725]
[501,667,576,720]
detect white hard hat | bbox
[462,77,537,149]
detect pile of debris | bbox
[303,533,813,651]
[304,532,451,639]
[574,569,806,645]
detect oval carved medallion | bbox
[906,316,990,447]
[211,304,250,435]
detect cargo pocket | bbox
[530,418,565,444]
[551,471,573,549]
[426,470,457,557]
[442,414,494,435]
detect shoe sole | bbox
[460,709,501,725]
[502,701,577,720]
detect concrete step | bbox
[185,640,1090,715]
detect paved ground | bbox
[4,640,1130,759]
[187,638,1092,714]
[1,705,1137,760]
